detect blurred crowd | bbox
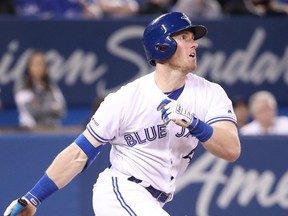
[0,0,287,18]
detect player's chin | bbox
[186,64,197,73]
[188,59,197,69]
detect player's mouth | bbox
[189,52,196,58]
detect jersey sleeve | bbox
[204,83,237,125]
[86,90,125,143]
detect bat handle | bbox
[9,198,28,216]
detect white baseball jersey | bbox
[87,71,236,195]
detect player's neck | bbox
[154,67,187,93]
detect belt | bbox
[127,176,172,203]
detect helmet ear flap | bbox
[155,44,167,52]
[153,37,177,63]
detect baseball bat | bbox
[9,198,28,216]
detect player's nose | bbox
[191,41,198,49]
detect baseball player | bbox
[4,12,241,216]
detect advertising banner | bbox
[0,17,287,109]
[1,134,287,215]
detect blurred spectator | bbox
[171,0,223,19]
[232,96,250,129]
[218,0,287,16]
[217,0,256,15]
[245,0,287,16]
[14,0,85,18]
[0,0,16,15]
[81,0,140,18]
[240,91,288,135]
[137,0,175,15]
[82,0,179,18]
[14,51,66,129]
[269,0,288,14]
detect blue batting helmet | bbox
[143,12,208,66]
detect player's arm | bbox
[4,129,103,216]
[201,121,240,162]
[157,99,241,162]
[46,129,102,188]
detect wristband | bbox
[24,173,59,207]
[188,118,213,142]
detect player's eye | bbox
[179,34,194,42]
[180,35,186,40]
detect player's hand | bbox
[4,198,36,216]
[157,99,195,128]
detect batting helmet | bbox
[143,12,208,66]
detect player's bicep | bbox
[210,121,238,136]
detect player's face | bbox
[168,30,198,73]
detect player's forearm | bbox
[20,132,103,209]
[17,144,87,209]
[202,125,241,162]
[46,143,87,188]
[46,130,103,188]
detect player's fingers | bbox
[157,98,171,111]
[161,109,171,124]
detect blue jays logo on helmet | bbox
[142,12,208,66]
[181,14,191,25]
